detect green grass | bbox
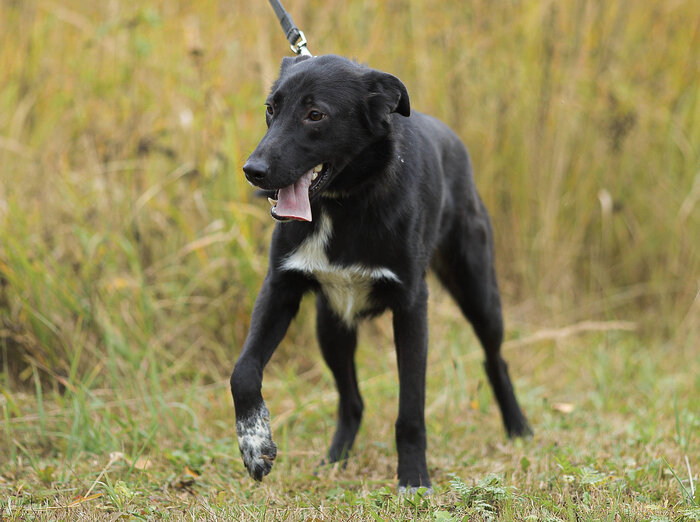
[1,325,698,520]
[0,0,698,519]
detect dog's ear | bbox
[365,70,411,118]
[279,54,312,77]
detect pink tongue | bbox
[274,169,313,221]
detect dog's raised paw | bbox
[236,403,277,480]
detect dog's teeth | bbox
[311,172,318,181]
[267,197,278,207]
[313,164,323,173]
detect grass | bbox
[0,0,698,519]
[0,324,698,520]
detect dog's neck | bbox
[322,133,398,199]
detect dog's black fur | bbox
[231,54,531,490]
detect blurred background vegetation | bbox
[0,0,697,390]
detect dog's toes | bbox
[245,439,277,481]
[314,455,349,476]
[398,485,434,496]
[507,420,534,439]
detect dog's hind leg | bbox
[433,207,532,438]
[316,294,364,463]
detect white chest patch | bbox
[280,214,400,326]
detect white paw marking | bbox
[236,403,277,479]
[398,485,434,496]
[281,213,400,326]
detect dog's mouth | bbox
[268,163,331,222]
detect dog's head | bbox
[243,54,410,222]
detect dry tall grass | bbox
[0,0,698,385]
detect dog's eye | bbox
[307,110,324,122]
[265,105,274,116]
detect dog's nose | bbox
[243,159,269,183]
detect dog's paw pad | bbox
[236,404,277,480]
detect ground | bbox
[2,292,698,520]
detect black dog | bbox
[231,54,531,492]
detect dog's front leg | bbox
[392,280,432,492]
[230,271,305,480]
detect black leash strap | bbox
[268,0,311,56]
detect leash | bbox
[267,0,312,56]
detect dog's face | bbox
[243,55,410,222]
